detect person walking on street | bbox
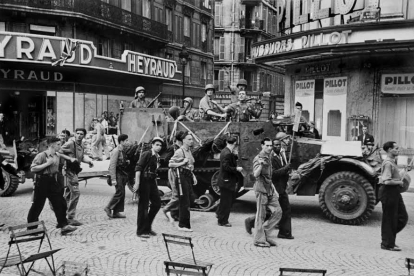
[91,118,110,161]
[60,128,94,226]
[133,137,163,238]
[251,138,282,247]
[271,138,294,239]
[379,141,408,251]
[27,137,77,235]
[168,131,198,232]
[104,134,130,219]
[216,136,243,227]
[162,131,184,223]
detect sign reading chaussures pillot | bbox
[0,32,179,81]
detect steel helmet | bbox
[135,86,145,93]
[275,132,290,141]
[168,106,180,120]
[205,84,215,93]
[183,97,193,106]
[237,79,248,87]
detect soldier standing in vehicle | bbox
[129,86,151,108]
[104,134,129,219]
[379,141,408,251]
[60,128,94,227]
[177,97,199,122]
[226,79,263,122]
[27,137,77,235]
[250,138,282,247]
[199,84,227,121]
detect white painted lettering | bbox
[0,35,12,57]
[16,37,35,59]
[37,39,57,60]
[14,70,24,79]
[27,70,38,80]
[80,44,92,64]
[54,72,63,81]
[0,69,10,78]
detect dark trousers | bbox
[277,191,292,237]
[216,187,235,225]
[379,185,408,248]
[137,178,161,235]
[27,175,68,229]
[107,173,128,213]
[177,171,196,229]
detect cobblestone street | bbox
[1,178,413,276]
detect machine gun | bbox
[146,92,162,108]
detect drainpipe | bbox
[230,0,235,87]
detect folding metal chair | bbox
[279,267,327,276]
[162,233,213,276]
[0,221,61,276]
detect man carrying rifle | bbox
[129,86,151,108]
[226,79,263,122]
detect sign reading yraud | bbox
[381,74,414,94]
[0,32,178,80]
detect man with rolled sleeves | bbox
[27,137,77,235]
[250,138,282,247]
[379,141,408,251]
[60,128,94,226]
[104,134,130,219]
[133,137,163,238]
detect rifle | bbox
[146,92,162,108]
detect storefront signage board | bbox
[322,77,347,141]
[252,26,414,60]
[0,32,179,81]
[294,80,315,123]
[381,73,414,94]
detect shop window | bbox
[46,92,57,136]
[74,93,85,130]
[327,110,342,136]
[56,92,74,134]
[0,22,5,31]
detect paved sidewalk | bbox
[1,178,413,275]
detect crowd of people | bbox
[19,82,407,251]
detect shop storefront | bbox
[253,19,414,148]
[0,32,180,142]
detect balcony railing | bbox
[1,0,168,41]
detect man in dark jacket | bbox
[358,126,374,146]
[216,136,243,227]
[271,139,294,239]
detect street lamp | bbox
[179,45,189,100]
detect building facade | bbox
[0,0,214,141]
[253,0,414,149]
[213,0,285,118]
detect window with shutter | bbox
[142,0,151,18]
[184,16,191,37]
[219,37,225,60]
[219,70,225,91]
[166,8,173,31]
[215,3,222,26]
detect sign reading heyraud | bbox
[0,32,178,81]
[381,74,414,94]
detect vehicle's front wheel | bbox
[209,171,247,199]
[0,169,19,197]
[319,171,375,225]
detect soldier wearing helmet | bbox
[177,97,199,122]
[199,84,227,121]
[129,86,151,108]
[225,79,263,122]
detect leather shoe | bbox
[218,223,232,227]
[244,218,253,235]
[149,230,157,236]
[104,207,112,218]
[254,241,270,248]
[61,225,77,235]
[266,239,277,246]
[381,245,401,251]
[113,212,126,219]
[68,219,83,226]
[277,234,294,239]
